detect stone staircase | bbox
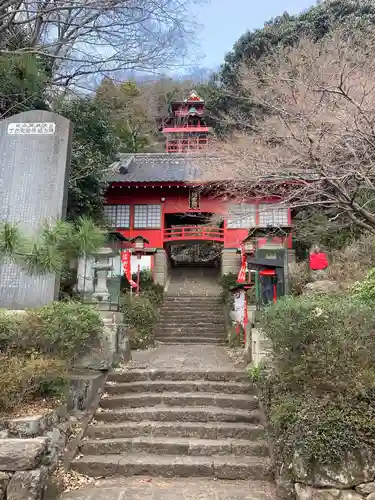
[155,265,227,344]
[71,368,272,482]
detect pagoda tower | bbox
[162,90,210,153]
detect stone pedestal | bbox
[74,310,131,371]
[154,249,168,287]
[222,249,241,276]
[251,327,271,365]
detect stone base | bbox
[154,249,169,288]
[251,328,271,365]
[74,310,131,371]
[222,249,241,276]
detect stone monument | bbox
[0,110,73,308]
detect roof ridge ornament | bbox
[184,90,203,102]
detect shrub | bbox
[352,267,375,302]
[219,272,238,305]
[270,393,375,467]
[142,284,164,309]
[26,301,103,360]
[0,310,25,352]
[288,261,310,296]
[257,293,375,468]
[227,323,245,348]
[0,354,67,413]
[260,295,375,395]
[121,295,158,349]
[4,301,103,360]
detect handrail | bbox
[164,226,225,242]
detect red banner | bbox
[120,250,137,287]
[237,245,247,283]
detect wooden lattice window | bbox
[103,205,130,228]
[134,204,161,228]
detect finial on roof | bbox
[184,90,203,102]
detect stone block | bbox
[292,450,375,488]
[0,110,73,309]
[67,372,104,412]
[7,415,47,438]
[295,484,363,500]
[356,483,375,495]
[42,427,66,468]
[0,472,10,500]
[0,438,47,471]
[303,280,339,296]
[7,467,47,500]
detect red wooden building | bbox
[104,91,291,285]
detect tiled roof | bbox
[107,153,217,183]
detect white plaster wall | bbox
[77,253,153,292]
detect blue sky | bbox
[191,0,316,69]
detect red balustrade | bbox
[164,226,224,242]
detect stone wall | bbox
[290,453,375,500]
[221,249,241,276]
[0,406,70,500]
[154,249,169,287]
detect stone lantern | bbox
[91,231,129,310]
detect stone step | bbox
[94,406,261,424]
[85,421,264,441]
[160,315,224,322]
[71,453,272,480]
[80,436,268,457]
[158,317,225,323]
[161,299,222,304]
[99,393,258,411]
[163,300,221,304]
[155,336,226,344]
[104,380,254,395]
[166,292,221,294]
[161,309,224,315]
[108,369,249,383]
[58,477,276,500]
[154,330,226,338]
[156,324,226,330]
[158,317,226,324]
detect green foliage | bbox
[247,361,267,383]
[0,54,49,118]
[122,269,164,309]
[0,354,67,414]
[57,97,120,221]
[257,293,375,468]
[352,268,375,302]
[260,295,375,395]
[0,218,104,276]
[0,302,103,360]
[219,272,238,304]
[227,323,244,348]
[25,301,103,360]
[121,295,158,349]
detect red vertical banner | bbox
[237,245,247,283]
[121,250,137,287]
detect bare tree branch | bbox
[202,31,375,234]
[0,0,204,89]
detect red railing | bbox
[164,226,225,242]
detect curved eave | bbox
[108,181,203,188]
